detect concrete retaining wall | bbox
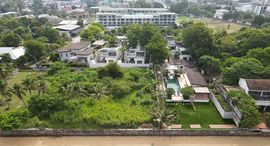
[0,129,270,137]
[210,92,233,119]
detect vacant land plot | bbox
[177,16,248,33]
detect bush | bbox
[216,95,231,112]
[48,62,69,75]
[166,88,175,99]
[97,63,123,79]
[0,110,30,131]
[264,112,270,127]
[109,81,131,98]
[181,86,194,100]
[28,95,64,118]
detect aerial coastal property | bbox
[0,0,270,134]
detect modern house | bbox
[214,9,229,19]
[96,8,176,28]
[0,46,25,60]
[58,41,93,65]
[54,24,81,37]
[239,78,270,111]
[124,43,148,65]
[96,46,122,63]
[183,62,210,102]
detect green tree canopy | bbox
[245,47,270,66]
[222,58,264,85]
[1,32,21,47]
[23,39,46,63]
[198,55,221,76]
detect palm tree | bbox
[11,83,26,107]
[37,80,47,96]
[22,78,35,95]
[0,63,12,84]
[58,82,73,99]
[72,84,85,98]
[150,91,176,130]
[93,85,107,110]
[0,80,12,109]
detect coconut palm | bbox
[0,80,12,109]
[22,78,35,95]
[11,83,26,107]
[93,85,107,110]
[150,91,176,130]
[0,63,12,84]
[37,80,47,96]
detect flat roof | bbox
[54,24,81,31]
[245,79,270,91]
[193,87,210,94]
[122,15,154,19]
[0,46,25,60]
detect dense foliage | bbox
[228,90,260,127]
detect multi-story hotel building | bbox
[96,8,176,28]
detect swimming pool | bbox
[164,77,181,94]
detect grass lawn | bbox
[177,16,248,33]
[169,101,234,128]
[0,71,46,112]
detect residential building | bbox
[54,24,81,37]
[58,41,93,65]
[214,9,229,19]
[239,78,270,111]
[96,46,122,63]
[0,46,25,60]
[124,43,148,65]
[96,8,176,28]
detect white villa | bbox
[0,46,25,60]
[124,43,148,65]
[96,46,122,63]
[239,78,270,111]
[58,41,94,65]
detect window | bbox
[66,54,68,57]
[137,60,143,64]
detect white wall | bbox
[238,78,249,94]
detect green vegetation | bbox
[228,90,260,128]
[181,86,194,100]
[170,102,233,128]
[215,95,231,112]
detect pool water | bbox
[165,77,181,93]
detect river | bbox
[1,136,270,146]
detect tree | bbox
[1,32,21,47]
[48,62,69,75]
[170,0,189,14]
[264,113,270,127]
[0,110,29,131]
[145,34,169,65]
[252,15,265,27]
[22,78,35,95]
[228,90,260,127]
[245,47,270,66]
[97,63,123,79]
[37,80,47,96]
[219,35,238,54]
[24,40,46,63]
[11,84,26,107]
[181,86,194,100]
[0,63,13,84]
[0,80,12,109]
[93,84,107,110]
[198,55,221,76]
[183,23,215,59]
[166,88,174,99]
[32,0,43,14]
[39,26,61,43]
[222,58,264,85]
[150,92,176,129]
[80,23,104,42]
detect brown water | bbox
[0,136,270,146]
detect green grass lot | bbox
[0,71,46,112]
[177,16,248,33]
[169,102,234,129]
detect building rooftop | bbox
[122,14,153,19]
[185,68,207,87]
[245,79,270,91]
[76,48,94,56]
[0,46,25,60]
[92,40,106,46]
[58,41,91,53]
[54,24,81,31]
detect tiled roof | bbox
[58,41,91,53]
[185,68,207,87]
[246,79,270,91]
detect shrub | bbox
[181,86,194,100]
[0,110,30,131]
[97,63,123,79]
[109,81,131,98]
[28,95,64,118]
[166,88,175,99]
[264,113,270,127]
[48,62,69,75]
[216,95,231,112]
